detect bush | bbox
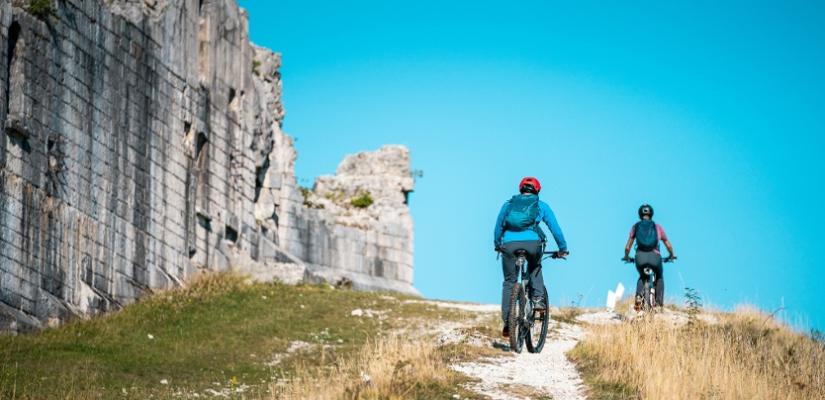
[298,186,324,209]
[350,191,373,209]
[27,0,54,19]
[684,287,703,326]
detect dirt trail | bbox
[452,320,588,400]
[443,305,707,400]
[415,299,604,400]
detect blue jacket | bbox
[494,194,568,251]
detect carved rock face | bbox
[0,0,417,332]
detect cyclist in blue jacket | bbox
[494,177,568,337]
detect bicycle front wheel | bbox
[526,287,550,353]
[508,282,525,353]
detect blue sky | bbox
[240,0,825,330]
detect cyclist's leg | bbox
[500,243,518,324]
[634,257,646,301]
[525,241,545,307]
[653,255,664,306]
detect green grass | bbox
[1,274,473,399]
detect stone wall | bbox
[0,0,415,333]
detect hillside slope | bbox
[2,274,822,399]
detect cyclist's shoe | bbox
[531,297,547,311]
[634,295,642,312]
[502,325,510,338]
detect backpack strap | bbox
[502,195,516,225]
[498,196,516,236]
[532,198,547,242]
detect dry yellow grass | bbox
[570,308,825,399]
[271,334,474,400]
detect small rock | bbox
[360,371,371,384]
[160,379,168,385]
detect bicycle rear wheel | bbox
[526,287,550,353]
[508,283,526,353]
[643,281,655,312]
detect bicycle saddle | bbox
[513,249,528,257]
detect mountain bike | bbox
[623,255,675,312]
[508,249,566,353]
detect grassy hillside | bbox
[5,273,821,400]
[569,307,825,399]
[0,274,486,399]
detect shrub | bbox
[27,0,54,19]
[684,287,703,326]
[299,186,324,209]
[350,191,373,209]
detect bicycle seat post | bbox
[514,250,529,282]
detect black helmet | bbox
[638,204,654,219]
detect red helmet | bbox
[519,177,541,194]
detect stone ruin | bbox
[0,0,415,333]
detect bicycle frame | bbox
[515,254,533,318]
[515,250,563,321]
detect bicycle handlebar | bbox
[544,251,569,260]
[622,256,677,263]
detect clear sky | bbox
[239,0,825,331]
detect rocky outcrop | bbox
[291,145,415,293]
[0,0,415,333]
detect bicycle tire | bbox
[508,282,525,353]
[644,281,655,312]
[526,287,550,353]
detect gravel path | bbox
[451,320,588,400]
[446,307,718,399]
[410,300,615,399]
